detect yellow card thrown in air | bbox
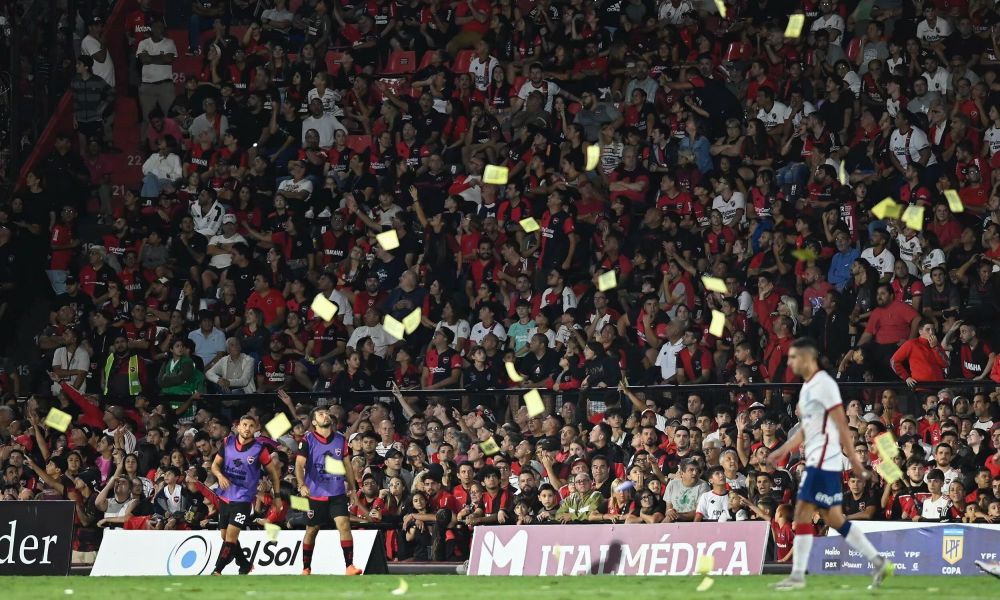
[791,247,819,262]
[383,315,405,340]
[391,578,409,596]
[873,432,899,460]
[483,164,509,185]
[403,308,421,334]
[944,189,964,213]
[325,455,347,475]
[871,197,901,220]
[376,229,400,251]
[597,270,617,292]
[714,0,726,18]
[696,577,715,592]
[45,408,72,433]
[290,495,310,511]
[709,310,726,338]
[902,205,924,231]
[504,361,525,382]
[524,389,545,417]
[785,14,805,38]
[838,161,847,185]
[264,523,281,541]
[265,412,292,439]
[585,144,600,171]
[311,293,338,321]
[701,275,729,294]
[876,460,903,485]
[519,217,540,233]
[696,554,715,575]
[480,436,501,456]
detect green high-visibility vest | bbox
[103,354,141,396]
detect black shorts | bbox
[307,495,350,526]
[218,500,254,530]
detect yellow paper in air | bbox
[383,315,405,340]
[504,361,525,382]
[873,432,899,460]
[876,460,903,485]
[902,205,924,231]
[391,578,409,596]
[709,310,726,338]
[45,408,73,432]
[524,389,545,417]
[310,293,338,321]
[785,14,805,38]
[264,523,281,541]
[585,145,600,171]
[265,412,292,439]
[944,189,964,213]
[479,437,501,456]
[290,495,310,511]
[791,247,819,262]
[519,217,540,233]
[597,270,617,292]
[483,165,509,185]
[701,275,729,294]
[325,455,347,475]
[403,308,421,334]
[871,197,901,220]
[376,229,400,251]
[696,554,715,575]
[714,0,726,18]
[838,161,847,185]
[696,577,715,592]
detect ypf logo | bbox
[477,530,528,575]
[167,535,214,575]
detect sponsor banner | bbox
[810,524,1000,576]
[0,501,75,575]
[468,522,769,576]
[91,529,380,576]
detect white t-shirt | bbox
[984,126,1000,157]
[843,71,861,96]
[136,37,177,83]
[655,338,684,380]
[161,483,185,514]
[51,346,91,394]
[469,55,499,92]
[277,177,314,202]
[712,192,747,226]
[757,101,791,130]
[695,490,728,521]
[797,370,845,471]
[470,321,507,345]
[916,18,953,44]
[307,88,342,116]
[82,35,115,87]
[861,247,896,277]
[657,0,693,24]
[923,67,951,95]
[920,495,952,520]
[327,289,354,327]
[890,126,937,167]
[347,324,396,357]
[301,114,347,148]
[811,14,846,45]
[518,79,562,112]
[526,326,557,348]
[207,233,246,269]
[435,319,471,349]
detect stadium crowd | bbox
[5,0,1000,566]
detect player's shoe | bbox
[238,566,253,575]
[975,560,1000,580]
[345,564,363,576]
[770,576,806,591]
[868,557,894,590]
[301,568,312,576]
[211,571,222,576]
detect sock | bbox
[341,539,354,566]
[841,522,882,563]
[791,523,814,578]
[214,541,236,573]
[303,543,314,570]
[233,541,250,571]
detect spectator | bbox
[892,320,949,386]
[71,55,115,152]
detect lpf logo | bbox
[941,528,964,565]
[477,530,528,575]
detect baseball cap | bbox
[221,213,237,224]
[748,402,765,411]
[65,275,78,285]
[385,448,403,460]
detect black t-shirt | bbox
[169,232,208,270]
[515,349,561,383]
[225,262,263,299]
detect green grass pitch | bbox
[2,574,996,599]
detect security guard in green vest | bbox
[103,335,145,402]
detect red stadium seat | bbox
[385,50,417,75]
[418,50,438,71]
[452,49,474,73]
[326,51,344,74]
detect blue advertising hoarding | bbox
[809,524,1000,576]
